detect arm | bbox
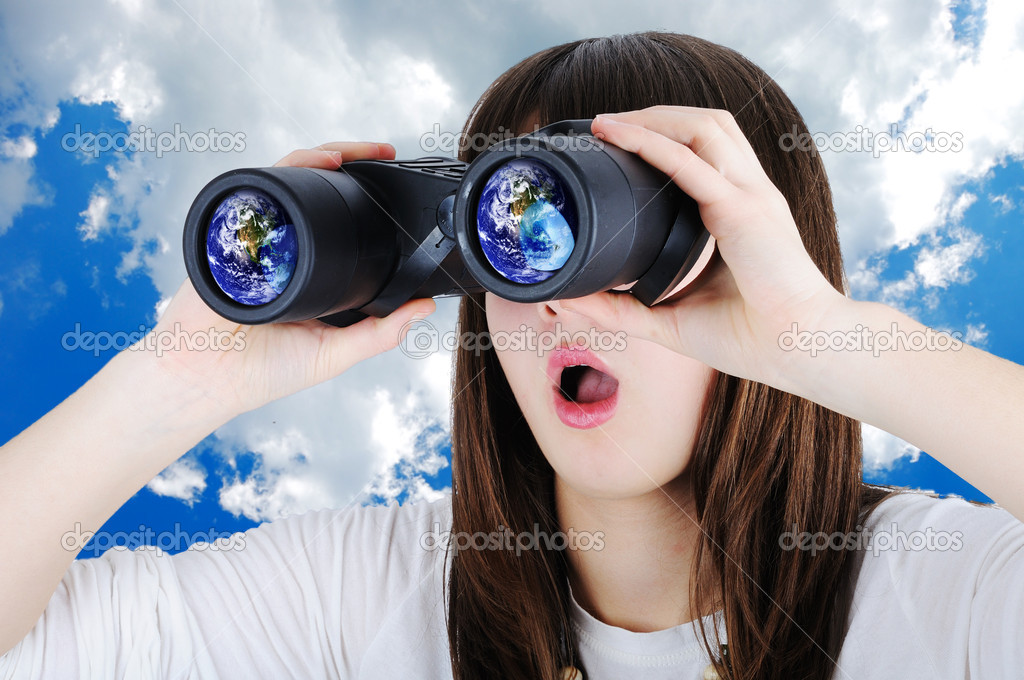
[775,296,1024,520]
[0,347,232,656]
[0,141,436,659]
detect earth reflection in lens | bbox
[476,159,577,283]
[205,189,298,305]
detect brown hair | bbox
[445,31,894,679]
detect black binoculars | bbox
[182,119,713,327]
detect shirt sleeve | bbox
[851,492,1024,678]
[0,496,451,680]
[961,500,1024,676]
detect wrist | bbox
[768,291,868,401]
[107,340,242,431]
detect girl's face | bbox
[485,292,715,500]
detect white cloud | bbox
[0,144,47,234]
[948,192,977,222]
[69,51,164,122]
[855,220,986,316]
[861,422,922,472]
[362,386,451,504]
[1,136,37,159]
[989,193,1014,213]
[77,192,111,240]
[219,472,334,522]
[147,456,208,506]
[964,322,989,347]
[913,225,984,288]
[153,294,172,323]
[878,270,919,310]
[216,426,335,520]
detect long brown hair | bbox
[445,32,894,680]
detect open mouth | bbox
[558,364,620,404]
[547,346,620,429]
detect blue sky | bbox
[0,0,1020,557]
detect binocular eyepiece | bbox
[182,119,714,328]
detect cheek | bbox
[484,294,535,400]
[483,292,518,334]
[619,348,714,459]
[641,361,712,417]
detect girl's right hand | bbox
[131,141,436,418]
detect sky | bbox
[0,0,1020,557]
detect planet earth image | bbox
[476,158,577,284]
[205,188,298,305]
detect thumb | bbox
[318,298,437,375]
[560,291,677,349]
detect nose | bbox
[535,294,611,331]
[536,297,577,322]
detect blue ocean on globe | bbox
[476,158,577,284]
[205,189,298,305]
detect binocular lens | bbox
[476,158,578,284]
[205,188,298,305]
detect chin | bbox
[541,436,692,502]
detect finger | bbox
[315,297,437,374]
[314,141,396,160]
[591,117,738,209]
[601,106,761,166]
[640,105,765,172]
[596,109,769,190]
[273,142,395,168]
[274,148,343,169]
[558,290,681,353]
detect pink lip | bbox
[546,345,619,429]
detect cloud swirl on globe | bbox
[205,188,298,305]
[476,158,577,284]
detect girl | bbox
[1,31,1021,680]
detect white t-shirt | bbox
[1,490,1022,679]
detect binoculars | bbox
[182,119,714,328]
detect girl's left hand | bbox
[561,106,850,388]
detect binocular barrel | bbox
[182,119,711,327]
